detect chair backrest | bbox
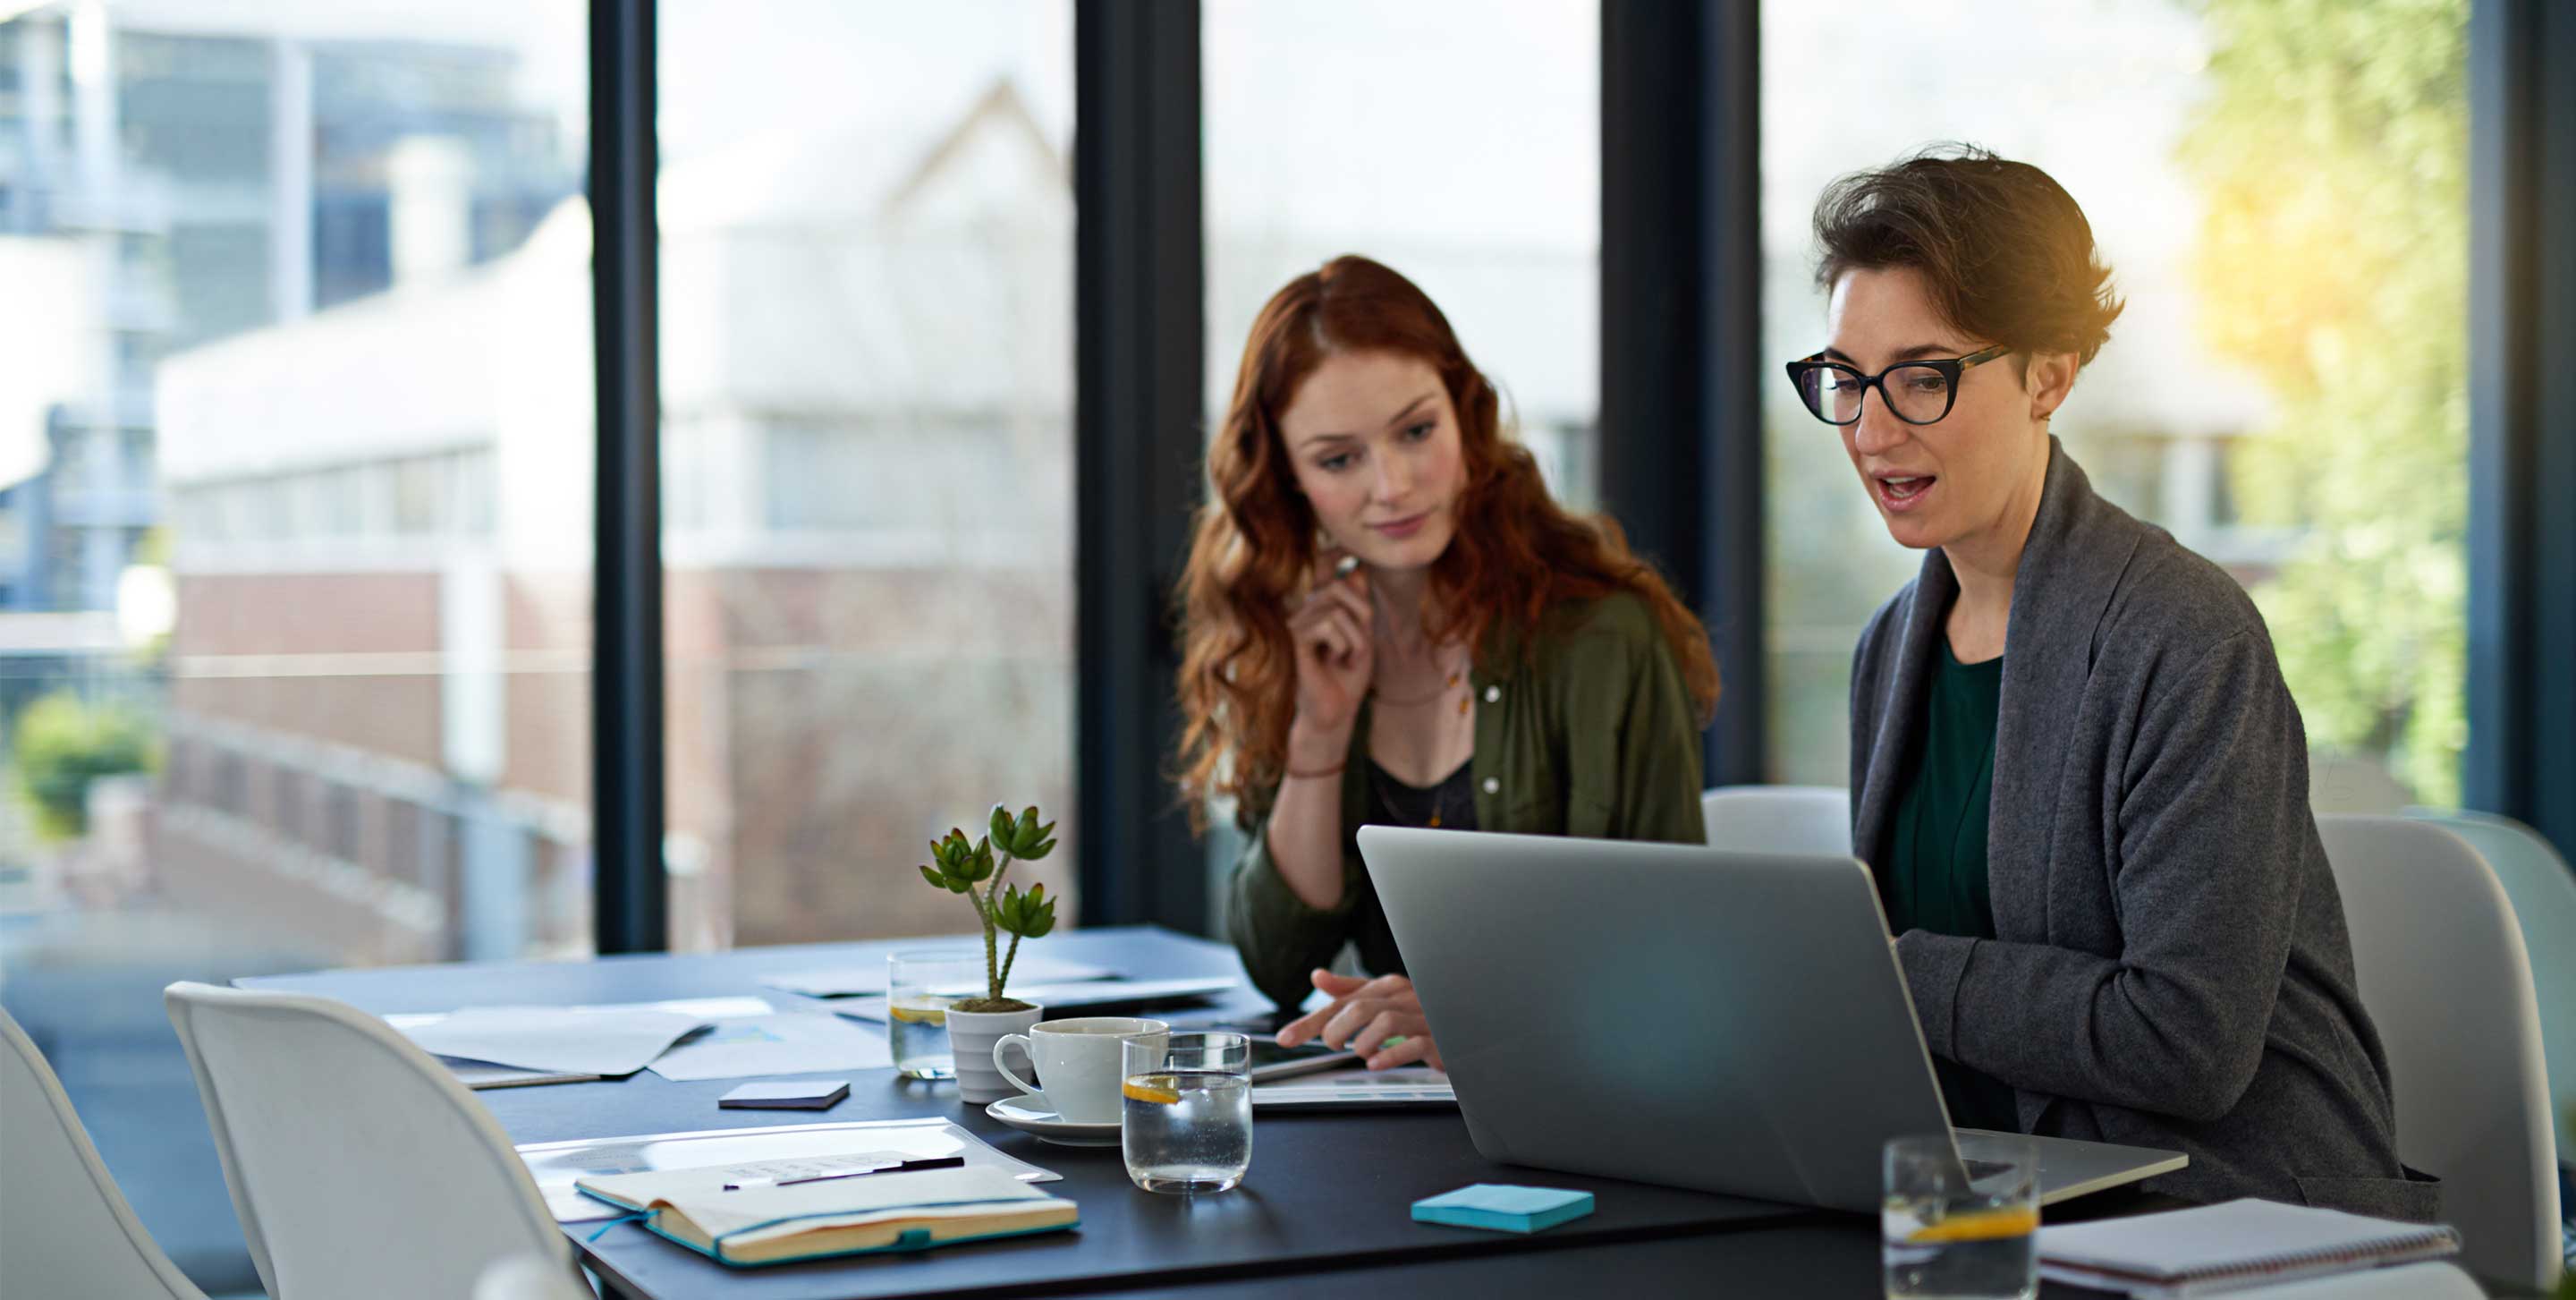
[2313,815,2562,1290]
[2404,807,2576,1157]
[164,981,569,1300]
[1700,784,1852,856]
[475,1253,595,1300]
[1,1005,210,1300]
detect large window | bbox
[0,4,587,1291]
[1758,0,2468,811]
[1203,0,1601,507]
[657,0,1074,950]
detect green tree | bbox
[12,692,155,842]
[2177,0,2469,803]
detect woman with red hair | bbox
[1175,256,1719,1069]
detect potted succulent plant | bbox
[914,804,1061,1103]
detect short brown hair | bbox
[1813,144,2124,366]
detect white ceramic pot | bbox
[945,1003,1043,1104]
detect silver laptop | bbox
[1356,826,2187,1213]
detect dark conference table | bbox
[242,926,2123,1299]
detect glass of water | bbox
[1121,1030,1252,1194]
[1883,1132,2039,1300]
[886,949,979,1080]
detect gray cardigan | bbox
[1851,441,2435,1221]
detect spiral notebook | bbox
[2036,1198,2460,1297]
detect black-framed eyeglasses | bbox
[1784,344,2011,427]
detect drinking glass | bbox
[1883,1132,2039,1300]
[1121,1031,1252,1194]
[886,949,979,1080]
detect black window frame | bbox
[584,0,2576,956]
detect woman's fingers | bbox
[1349,1009,1420,1058]
[1365,1032,1436,1071]
[1318,579,1373,630]
[1352,973,1415,1000]
[1309,969,1373,996]
[1282,972,1416,1048]
[1290,599,1369,669]
[1276,981,1348,1044]
[1320,998,1402,1049]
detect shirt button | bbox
[1483,685,1502,703]
[1481,777,1500,794]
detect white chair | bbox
[2,1005,211,1299]
[1701,784,1852,855]
[164,981,572,1300]
[2405,807,2576,1162]
[476,1252,596,1300]
[2315,815,2563,1291]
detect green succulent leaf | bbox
[918,807,1061,898]
[995,881,1054,937]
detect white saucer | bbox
[986,1095,1122,1147]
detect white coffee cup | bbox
[993,1016,1169,1125]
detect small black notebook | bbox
[717,1080,850,1110]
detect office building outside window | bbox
[0,4,587,1291]
[657,0,1076,950]
[1759,0,2467,811]
[1199,0,1600,927]
[1204,0,1601,510]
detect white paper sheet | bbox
[437,1058,602,1089]
[1251,1066,1455,1109]
[757,956,1117,998]
[517,1118,1063,1223]
[385,995,774,1032]
[823,975,1238,1023]
[645,1012,893,1082]
[395,1005,711,1076]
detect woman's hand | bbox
[1275,969,1445,1070]
[1286,557,1375,742]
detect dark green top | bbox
[1225,591,1708,1010]
[1886,636,2021,1134]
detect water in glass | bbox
[888,950,979,1081]
[1122,1070,1252,1193]
[887,999,953,1080]
[1882,1134,2038,1300]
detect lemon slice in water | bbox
[887,1001,947,1027]
[1123,1075,1181,1105]
[1906,1205,2038,1244]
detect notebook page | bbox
[2038,1198,2458,1279]
[657,1168,1064,1242]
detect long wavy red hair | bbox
[1174,256,1719,827]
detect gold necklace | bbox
[1367,760,1466,828]
[1370,647,1473,716]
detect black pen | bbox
[724,1156,962,1191]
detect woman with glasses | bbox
[1791,147,2431,1219]
[1176,255,1719,1069]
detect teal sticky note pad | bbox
[1411,1184,1596,1234]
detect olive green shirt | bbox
[1885,637,2019,1134]
[1225,591,1709,1010]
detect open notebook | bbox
[578,1163,1077,1267]
[2036,1198,2460,1297]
